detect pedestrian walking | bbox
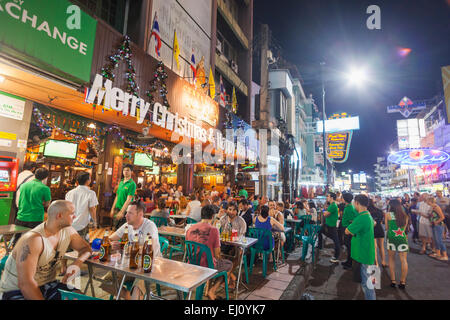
[368,199,386,267]
[426,197,448,261]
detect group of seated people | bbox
[0,188,320,300]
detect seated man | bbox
[186,205,235,300]
[218,202,246,288]
[104,199,161,300]
[0,200,92,300]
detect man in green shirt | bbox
[110,164,137,230]
[238,186,248,199]
[318,192,341,263]
[345,194,376,300]
[341,192,358,269]
[13,168,51,245]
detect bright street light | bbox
[345,67,368,87]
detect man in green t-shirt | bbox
[341,192,358,269]
[238,186,248,199]
[345,194,376,300]
[12,168,51,245]
[318,192,341,263]
[110,164,137,229]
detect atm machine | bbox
[0,156,19,225]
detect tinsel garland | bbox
[101,35,140,98]
[146,60,170,110]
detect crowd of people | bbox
[1,161,449,301]
[316,190,449,300]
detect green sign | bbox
[0,0,97,83]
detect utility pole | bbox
[320,62,328,190]
[257,24,270,197]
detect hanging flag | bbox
[209,68,215,99]
[232,87,237,113]
[219,75,226,107]
[173,29,180,69]
[150,12,162,57]
[190,49,196,84]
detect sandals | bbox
[437,256,448,261]
[398,282,406,290]
[390,280,396,288]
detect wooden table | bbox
[0,225,31,255]
[65,251,217,300]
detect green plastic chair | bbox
[294,215,312,246]
[149,216,168,227]
[0,255,8,278]
[186,217,198,225]
[59,289,102,300]
[301,224,321,262]
[248,227,277,278]
[284,222,295,252]
[184,240,229,300]
[159,235,184,260]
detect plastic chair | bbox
[294,215,312,246]
[284,223,295,252]
[248,227,277,278]
[186,217,198,225]
[149,216,168,227]
[159,235,183,259]
[184,240,229,300]
[301,224,321,262]
[0,255,8,278]
[59,289,102,300]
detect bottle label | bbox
[135,253,140,266]
[143,255,152,271]
[99,246,105,259]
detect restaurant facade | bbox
[0,0,257,224]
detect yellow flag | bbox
[173,30,180,69]
[232,87,237,113]
[209,68,215,99]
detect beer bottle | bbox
[100,230,111,262]
[142,233,153,273]
[129,235,140,269]
[120,227,129,251]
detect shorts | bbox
[419,222,433,238]
[215,258,233,273]
[1,281,74,300]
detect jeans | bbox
[360,263,377,300]
[432,225,446,252]
[411,214,419,240]
[318,225,340,260]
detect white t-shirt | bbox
[65,185,99,231]
[114,218,161,257]
[15,170,35,207]
[187,200,202,221]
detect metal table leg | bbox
[176,290,184,300]
[235,247,246,300]
[83,264,96,297]
[114,273,127,300]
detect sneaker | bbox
[330,257,339,263]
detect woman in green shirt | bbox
[385,200,409,289]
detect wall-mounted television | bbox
[134,152,153,167]
[43,140,78,159]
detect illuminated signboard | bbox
[326,131,353,163]
[388,149,450,166]
[387,96,426,118]
[316,116,360,133]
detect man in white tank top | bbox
[0,200,92,300]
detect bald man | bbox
[0,200,92,300]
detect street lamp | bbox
[320,64,368,191]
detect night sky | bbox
[254,0,450,175]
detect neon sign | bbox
[387,96,426,118]
[324,113,357,164]
[388,149,450,166]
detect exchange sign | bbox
[327,131,353,163]
[387,149,450,166]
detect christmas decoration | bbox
[146,60,170,110]
[101,35,140,98]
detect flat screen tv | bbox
[134,152,153,167]
[43,140,78,159]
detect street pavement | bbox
[303,236,450,300]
